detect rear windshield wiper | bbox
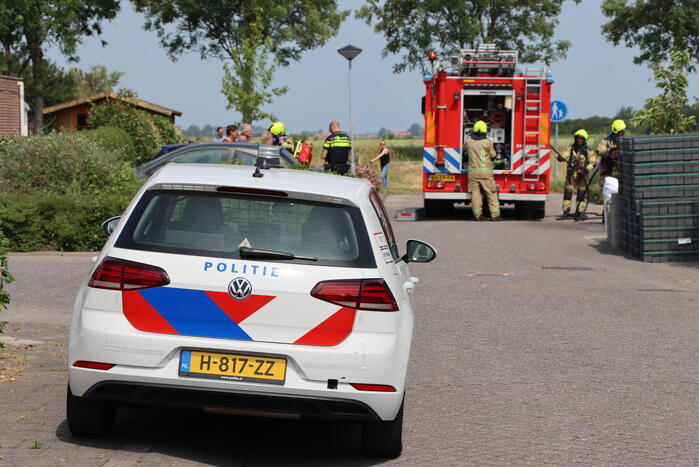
[239,246,317,262]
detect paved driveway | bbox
[1,194,698,465]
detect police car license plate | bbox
[179,350,286,385]
[428,174,455,182]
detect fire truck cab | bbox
[422,44,553,219]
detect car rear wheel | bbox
[66,385,115,438]
[362,400,403,458]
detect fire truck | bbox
[421,44,553,219]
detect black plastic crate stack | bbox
[618,134,699,262]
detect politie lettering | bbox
[203,261,279,277]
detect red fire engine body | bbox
[422,45,553,219]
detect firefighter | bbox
[268,121,298,154]
[466,120,501,221]
[597,119,626,192]
[557,129,596,220]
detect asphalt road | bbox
[1,194,698,465]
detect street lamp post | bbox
[337,44,362,175]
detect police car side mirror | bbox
[402,239,437,263]
[102,216,121,235]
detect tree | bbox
[408,123,423,137]
[185,125,201,137]
[69,65,124,98]
[201,124,215,138]
[133,0,349,123]
[0,1,120,133]
[357,0,580,73]
[632,50,696,134]
[220,21,287,122]
[601,0,699,67]
[378,127,391,138]
[12,59,77,109]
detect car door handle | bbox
[403,281,415,293]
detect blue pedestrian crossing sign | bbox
[550,100,567,122]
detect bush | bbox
[88,91,185,166]
[355,165,382,189]
[80,126,136,157]
[0,133,142,196]
[88,101,162,166]
[0,193,133,251]
[0,233,11,345]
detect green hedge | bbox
[0,132,142,196]
[0,193,134,251]
[88,91,185,166]
[80,126,136,159]
[0,233,11,344]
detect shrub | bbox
[0,193,133,251]
[88,91,185,166]
[88,101,162,166]
[81,126,136,157]
[355,165,382,189]
[0,233,12,346]
[0,133,142,196]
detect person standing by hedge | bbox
[369,140,390,188]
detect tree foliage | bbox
[601,0,699,67]
[0,0,120,132]
[220,25,287,122]
[632,51,696,134]
[357,0,580,73]
[408,123,424,137]
[88,90,185,165]
[133,0,348,123]
[68,65,124,98]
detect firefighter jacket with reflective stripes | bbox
[465,136,496,177]
[596,133,619,160]
[566,144,596,175]
[323,131,352,165]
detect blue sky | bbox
[48,1,699,133]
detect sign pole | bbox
[554,123,559,182]
[550,100,568,184]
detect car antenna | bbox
[252,157,266,178]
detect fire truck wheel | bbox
[424,200,453,218]
[515,201,546,220]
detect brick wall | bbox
[0,76,22,136]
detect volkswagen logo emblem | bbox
[228,277,252,301]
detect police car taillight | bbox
[310,279,398,311]
[88,256,170,291]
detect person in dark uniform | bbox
[369,140,390,187]
[321,120,352,174]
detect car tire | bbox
[362,400,403,459]
[66,385,115,438]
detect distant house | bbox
[391,130,411,138]
[43,91,182,132]
[0,75,28,136]
[313,132,331,139]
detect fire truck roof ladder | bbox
[522,67,546,182]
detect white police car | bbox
[67,159,436,458]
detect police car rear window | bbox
[115,190,376,268]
